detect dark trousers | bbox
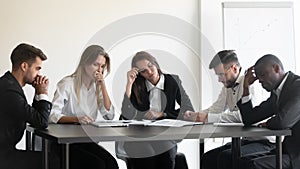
[128,146,177,169]
[202,139,275,169]
[0,148,59,169]
[239,152,291,169]
[51,142,118,169]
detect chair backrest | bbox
[115,142,188,169]
[175,152,189,169]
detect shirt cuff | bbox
[207,113,221,123]
[99,105,115,120]
[49,114,64,123]
[241,94,251,104]
[35,94,50,102]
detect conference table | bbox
[26,123,291,169]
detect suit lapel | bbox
[161,75,170,112]
[277,72,293,106]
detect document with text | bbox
[91,119,202,128]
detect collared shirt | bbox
[273,72,289,99]
[204,74,244,123]
[34,94,50,102]
[205,73,275,142]
[204,72,269,123]
[49,76,115,123]
[269,72,289,142]
[145,74,165,112]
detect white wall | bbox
[0,1,201,169]
[2,0,299,168]
[200,0,300,155]
[201,0,300,110]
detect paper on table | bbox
[213,122,244,126]
[127,120,153,126]
[90,120,130,127]
[91,119,203,128]
[146,119,203,127]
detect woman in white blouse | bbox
[49,45,118,169]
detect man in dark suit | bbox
[0,43,52,169]
[237,54,300,169]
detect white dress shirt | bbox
[145,74,165,112]
[203,74,264,123]
[34,94,50,102]
[49,76,115,123]
[203,73,275,143]
[273,72,289,99]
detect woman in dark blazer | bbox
[120,51,194,169]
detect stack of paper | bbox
[145,119,203,127]
[90,119,203,128]
[90,120,130,127]
[213,122,244,126]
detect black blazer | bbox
[237,71,300,169]
[121,74,194,120]
[0,71,51,150]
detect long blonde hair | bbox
[71,45,110,106]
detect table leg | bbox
[276,136,282,169]
[199,139,204,169]
[32,133,36,151]
[232,137,241,169]
[62,143,70,169]
[25,130,31,151]
[42,138,49,169]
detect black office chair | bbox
[115,142,188,169]
[117,152,188,169]
[175,152,189,169]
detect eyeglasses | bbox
[215,64,234,78]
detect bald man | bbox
[238,54,300,169]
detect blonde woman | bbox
[50,45,118,169]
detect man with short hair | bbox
[0,43,52,169]
[184,50,275,169]
[238,54,300,169]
